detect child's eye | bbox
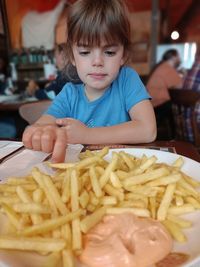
[105,51,116,56]
[79,51,90,56]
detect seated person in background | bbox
[0,57,15,95]
[22,0,157,163]
[0,57,16,138]
[146,49,183,125]
[25,43,80,100]
[0,118,16,138]
[0,58,7,95]
[181,46,200,142]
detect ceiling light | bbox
[171,31,180,40]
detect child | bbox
[22,0,157,162]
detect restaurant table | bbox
[0,95,38,111]
[0,95,39,138]
[0,140,199,163]
[84,140,200,163]
[0,138,199,158]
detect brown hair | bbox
[66,0,132,63]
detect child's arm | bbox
[22,100,156,162]
[57,100,157,144]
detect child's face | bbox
[72,41,125,92]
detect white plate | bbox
[103,148,200,267]
[0,148,200,267]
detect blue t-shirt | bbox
[46,66,150,127]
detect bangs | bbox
[72,22,122,47]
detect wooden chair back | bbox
[169,89,200,147]
[19,100,51,125]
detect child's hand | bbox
[56,118,88,144]
[22,124,67,163]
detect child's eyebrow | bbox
[77,43,119,48]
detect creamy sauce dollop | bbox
[80,213,173,267]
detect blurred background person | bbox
[181,45,200,142]
[0,57,15,95]
[25,43,80,100]
[0,57,17,138]
[146,49,183,135]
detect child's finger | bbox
[51,129,67,163]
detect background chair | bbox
[169,88,200,148]
[19,100,51,125]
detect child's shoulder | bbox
[118,66,141,82]
[119,65,140,77]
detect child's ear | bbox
[121,51,130,66]
[120,51,127,66]
[120,56,126,66]
[120,57,125,66]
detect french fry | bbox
[110,171,122,188]
[0,196,20,204]
[178,178,199,198]
[70,169,79,212]
[0,184,37,193]
[172,157,184,168]
[62,249,75,267]
[43,252,61,267]
[149,196,157,219]
[61,169,71,203]
[145,173,181,187]
[100,196,117,205]
[0,236,66,252]
[175,195,184,206]
[157,183,176,221]
[167,214,192,228]
[124,167,170,187]
[99,153,119,188]
[168,204,195,215]
[183,173,200,188]
[119,151,135,170]
[185,196,200,209]
[32,168,58,217]
[130,155,157,175]
[72,218,82,251]
[106,207,150,217]
[13,203,51,214]
[61,223,72,246]
[162,220,186,243]
[16,186,43,225]
[104,184,124,201]
[80,207,106,233]
[48,162,76,169]
[42,173,69,215]
[79,190,90,209]
[1,203,21,230]
[76,156,101,170]
[89,166,103,197]
[20,209,84,236]
[32,188,44,203]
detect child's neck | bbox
[84,85,108,101]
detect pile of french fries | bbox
[0,147,200,267]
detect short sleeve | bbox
[45,83,71,118]
[118,67,150,111]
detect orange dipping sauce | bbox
[80,213,173,267]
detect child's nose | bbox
[92,53,103,66]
